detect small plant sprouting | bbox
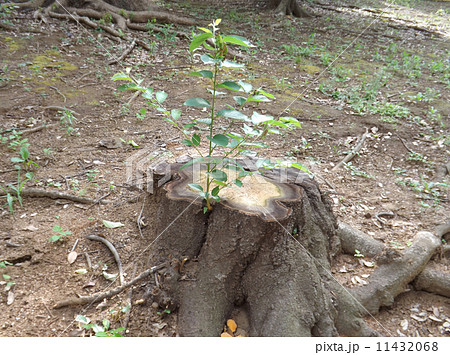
[49,225,72,243]
[0,260,15,291]
[59,109,78,136]
[0,169,36,215]
[354,249,364,258]
[112,19,307,211]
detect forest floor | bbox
[0,0,449,337]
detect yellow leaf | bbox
[215,19,222,26]
[227,319,237,333]
[221,332,232,337]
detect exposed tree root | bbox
[337,220,384,257]
[85,234,124,286]
[413,265,450,298]
[351,231,441,314]
[272,0,313,17]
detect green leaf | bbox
[251,112,273,125]
[238,81,252,93]
[183,122,197,129]
[209,134,229,147]
[264,120,288,128]
[248,94,272,102]
[184,98,211,107]
[142,88,153,99]
[211,186,220,196]
[11,157,24,163]
[256,89,275,99]
[214,19,222,26]
[241,142,267,148]
[102,220,125,229]
[117,83,137,91]
[222,60,244,68]
[234,179,243,187]
[171,109,181,120]
[197,27,212,34]
[291,163,311,173]
[217,109,248,121]
[192,133,201,146]
[189,70,213,79]
[217,81,241,91]
[188,184,203,192]
[242,124,261,136]
[52,225,62,232]
[189,32,213,52]
[211,169,227,182]
[280,116,302,128]
[200,54,219,65]
[233,96,247,106]
[155,91,168,104]
[196,118,212,125]
[111,72,133,81]
[222,35,250,47]
[181,139,193,146]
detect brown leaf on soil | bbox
[67,251,78,264]
[221,331,233,337]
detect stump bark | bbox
[145,158,341,336]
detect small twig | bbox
[85,234,124,285]
[122,264,137,335]
[84,252,92,270]
[375,211,395,225]
[108,39,136,65]
[53,264,167,309]
[49,86,67,102]
[87,192,112,210]
[137,195,146,239]
[70,239,79,253]
[397,136,415,154]
[332,128,369,171]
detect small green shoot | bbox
[49,225,72,243]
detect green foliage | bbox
[59,109,78,136]
[75,315,125,337]
[0,170,36,215]
[0,260,15,291]
[49,225,72,243]
[112,19,306,211]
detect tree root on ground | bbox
[337,219,449,318]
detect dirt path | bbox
[0,0,449,337]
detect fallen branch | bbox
[43,106,79,115]
[14,187,112,204]
[108,39,136,65]
[53,264,167,309]
[85,234,124,286]
[332,128,369,171]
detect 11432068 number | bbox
[377,342,438,352]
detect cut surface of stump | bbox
[145,158,341,336]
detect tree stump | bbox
[145,158,343,336]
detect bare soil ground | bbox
[0,0,449,337]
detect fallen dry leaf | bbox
[221,332,233,337]
[227,319,237,333]
[67,251,78,264]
